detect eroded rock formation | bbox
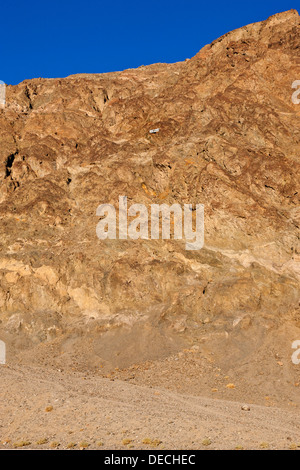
[0,10,299,371]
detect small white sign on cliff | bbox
[0,340,6,364]
[0,81,6,108]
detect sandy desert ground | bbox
[1,338,300,451]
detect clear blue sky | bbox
[0,0,298,85]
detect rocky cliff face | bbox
[0,10,299,373]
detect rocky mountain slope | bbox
[0,8,299,392]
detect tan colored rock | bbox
[35,266,59,286]
[5,272,19,283]
[241,405,251,412]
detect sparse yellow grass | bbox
[50,441,60,448]
[97,441,103,447]
[122,438,132,445]
[79,441,89,449]
[14,440,31,448]
[226,383,235,389]
[45,406,53,412]
[66,442,77,449]
[36,438,48,445]
[259,442,269,449]
[142,438,162,447]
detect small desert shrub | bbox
[36,438,48,445]
[259,442,269,449]
[79,441,89,449]
[50,441,60,448]
[66,442,77,449]
[202,438,211,446]
[142,438,162,447]
[122,438,132,445]
[14,440,31,448]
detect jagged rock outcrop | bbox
[0,10,299,371]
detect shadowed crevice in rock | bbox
[5,153,16,178]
